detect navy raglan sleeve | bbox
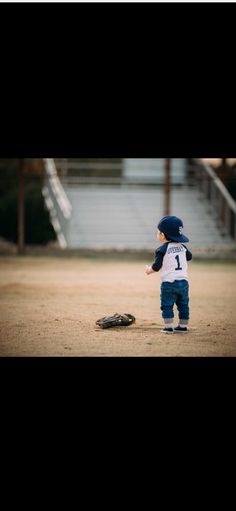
[182,244,193,261]
[151,244,168,272]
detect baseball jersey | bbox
[152,242,192,283]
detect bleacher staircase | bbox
[44,159,236,255]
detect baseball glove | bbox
[96,313,136,329]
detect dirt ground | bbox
[0,256,236,356]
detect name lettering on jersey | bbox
[167,246,185,254]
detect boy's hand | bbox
[145,265,154,275]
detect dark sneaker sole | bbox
[161,329,174,335]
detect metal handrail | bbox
[56,161,122,171]
[198,162,236,241]
[42,159,72,248]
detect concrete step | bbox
[64,185,236,251]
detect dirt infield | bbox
[0,256,236,356]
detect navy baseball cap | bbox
[157,216,189,243]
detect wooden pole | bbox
[221,158,227,185]
[164,158,171,215]
[18,159,25,255]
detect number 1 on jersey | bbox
[175,255,182,270]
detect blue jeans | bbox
[160,280,189,320]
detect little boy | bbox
[145,215,192,334]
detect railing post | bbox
[221,196,226,234]
[225,203,230,236]
[216,188,221,228]
[209,178,214,213]
[211,182,216,217]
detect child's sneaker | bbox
[174,325,188,334]
[160,327,174,334]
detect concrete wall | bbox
[123,158,187,184]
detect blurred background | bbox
[1,158,236,257]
